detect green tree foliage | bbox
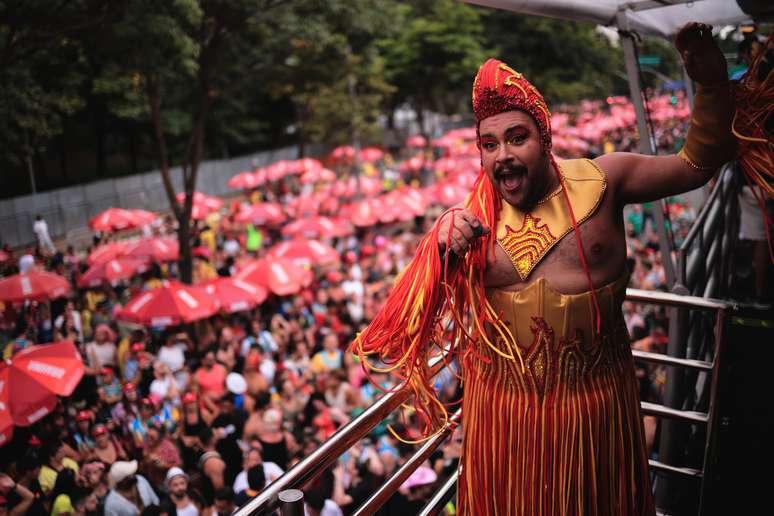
[378,0,488,131]
[0,0,633,205]
[478,11,625,105]
[0,0,115,191]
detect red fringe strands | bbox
[733,34,774,262]
[352,168,528,442]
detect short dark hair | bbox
[246,465,265,491]
[214,487,235,502]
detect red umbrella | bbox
[281,216,353,239]
[330,146,355,161]
[176,192,223,211]
[406,135,427,148]
[124,237,179,263]
[342,199,379,227]
[77,257,148,288]
[90,208,140,232]
[228,171,264,190]
[236,258,313,296]
[234,203,286,226]
[434,182,469,207]
[0,341,84,445]
[300,168,337,184]
[0,270,70,303]
[267,239,340,267]
[263,161,293,181]
[359,147,384,162]
[399,156,425,173]
[117,281,218,327]
[87,241,130,265]
[292,158,323,173]
[202,277,268,313]
[129,210,157,226]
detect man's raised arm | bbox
[597,22,737,205]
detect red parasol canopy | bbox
[406,135,427,148]
[130,210,157,226]
[359,147,384,162]
[87,241,130,265]
[228,171,264,190]
[202,277,268,314]
[281,216,353,239]
[341,199,380,227]
[236,258,313,297]
[89,208,141,233]
[433,181,469,207]
[293,158,323,173]
[234,203,286,226]
[176,192,223,212]
[300,168,337,184]
[267,239,340,267]
[0,270,70,303]
[117,280,218,327]
[77,257,148,288]
[330,146,355,161]
[399,156,425,173]
[124,237,179,263]
[0,341,84,445]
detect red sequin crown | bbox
[472,58,552,150]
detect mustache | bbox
[495,163,527,179]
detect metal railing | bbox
[656,161,741,512]
[234,288,733,516]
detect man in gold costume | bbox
[354,22,735,515]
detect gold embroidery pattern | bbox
[498,213,556,280]
[475,318,631,396]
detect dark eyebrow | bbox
[505,124,529,134]
[479,124,529,140]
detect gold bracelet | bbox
[678,148,718,172]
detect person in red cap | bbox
[73,410,95,456]
[354,22,737,515]
[89,424,128,467]
[97,366,123,406]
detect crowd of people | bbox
[0,100,696,516]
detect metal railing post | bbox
[278,489,304,516]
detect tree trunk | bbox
[177,219,193,284]
[24,130,37,195]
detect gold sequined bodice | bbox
[476,273,631,393]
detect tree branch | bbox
[146,74,181,221]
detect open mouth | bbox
[496,167,526,192]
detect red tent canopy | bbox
[236,258,313,297]
[89,208,141,232]
[202,277,268,313]
[0,270,70,303]
[87,241,131,265]
[0,341,84,445]
[117,281,218,327]
[228,171,264,190]
[281,216,353,239]
[234,203,286,226]
[124,237,179,263]
[77,257,148,288]
[267,239,340,267]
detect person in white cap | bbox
[162,467,203,516]
[104,461,159,516]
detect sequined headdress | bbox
[472,58,552,150]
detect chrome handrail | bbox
[236,289,733,516]
[234,353,450,515]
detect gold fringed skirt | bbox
[458,275,655,515]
